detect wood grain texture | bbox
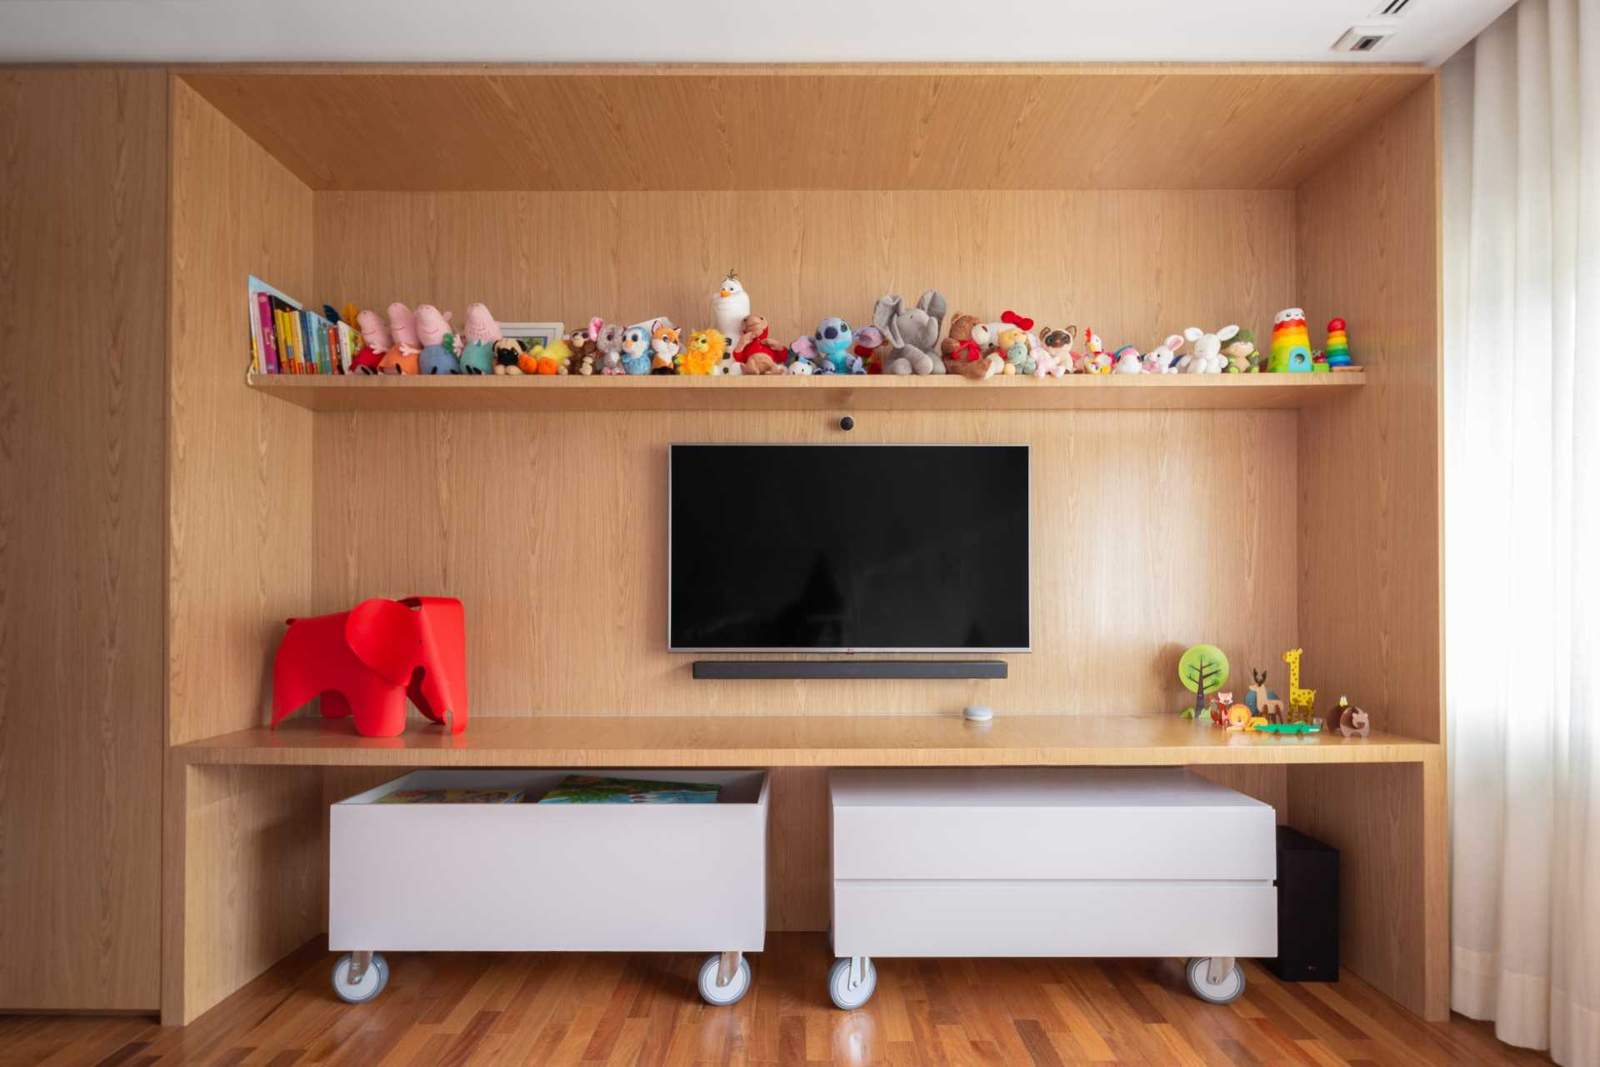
[313,188,1295,351]
[1293,80,1446,1021]
[1296,82,1442,746]
[180,716,1437,768]
[163,77,323,1026]
[8,933,1552,1066]
[167,77,315,745]
[180,65,1431,192]
[248,371,1367,413]
[0,68,167,1012]
[304,409,1298,720]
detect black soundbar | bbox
[691,660,1008,680]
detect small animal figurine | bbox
[650,322,681,375]
[351,309,390,375]
[813,318,856,374]
[1336,696,1370,738]
[996,328,1035,375]
[414,305,462,374]
[712,272,751,345]
[1246,668,1285,724]
[1221,328,1259,373]
[618,325,651,375]
[1079,327,1110,374]
[1177,325,1235,374]
[1141,334,1183,374]
[456,303,500,375]
[1269,308,1313,372]
[492,338,526,374]
[874,290,948,375]
[1040,326,1078,374]
[589,318,624,376]
[1282,648,1318,724]
[735,314,787,374]
[379,302,421,375]
[1226,703,1252,732]
[1325,318,1354,368]
[679,328,726,376]
[1112,345,1143,374]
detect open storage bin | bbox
[328,768,768,1005]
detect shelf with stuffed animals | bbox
[246,284,1365,413]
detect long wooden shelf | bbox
[178,714,1436,768]
[247,371,1364,413]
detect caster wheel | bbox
[828,957,877,1010]
[331,952,389,1004]
[697,953,752,1006]
[1185,957,1246,1005]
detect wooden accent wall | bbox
[1291,81,1446,1019]
[0,68,167,1012]
[163,79,325,1023]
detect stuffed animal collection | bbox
[336,285,1356,382]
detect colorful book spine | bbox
[256,293,280,374]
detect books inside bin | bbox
[378,788,527,804]
[536,775,720,804]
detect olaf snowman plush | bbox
[712,271,751,345]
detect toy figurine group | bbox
[1177,644,1372,738]
[334,274,1359,380]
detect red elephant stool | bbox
[272,596,468,737]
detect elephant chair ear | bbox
[917,289,948,328]
[345,598,423,685]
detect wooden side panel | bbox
[163,79,319,1023]
[0,69,167,1012]
[167,78,314,744]
[314,189,1295,351]
[1295,83,1442,744]
[1293,80,1446,1020]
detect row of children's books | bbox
[376,776,722,805]
[248,276,356,375]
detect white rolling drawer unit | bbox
[827,767,1277,1009]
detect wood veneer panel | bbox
[0,68,166,1012]
[180,717,1437,768]
[1293,80,1446,1021]
[312,189,1295,350]
[181,66,1430,192]
[163,78,323,1025]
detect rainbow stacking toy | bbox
[1269,307,1313,372]
[1325,317,1352,367]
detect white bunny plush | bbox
[1142,334,1184,373]
[1178,325,1237,374]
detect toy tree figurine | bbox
[1178,644,1230,720]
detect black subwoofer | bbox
[1266,826,1340,982]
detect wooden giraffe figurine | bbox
[1283,648,1317,723]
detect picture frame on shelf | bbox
[500,321,564,351]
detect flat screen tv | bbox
[669,444,1029,652]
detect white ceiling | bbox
[0,0,1510,65]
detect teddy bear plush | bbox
[940,312,998,379]
[873,290,948,375]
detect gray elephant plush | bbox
[873,290,948,375]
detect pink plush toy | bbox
[414,304,463,375]
[351,309,390,375]
[380,303,421,375]
[458,303,501,375]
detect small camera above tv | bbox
[668,444,1030,652]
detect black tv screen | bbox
[669,445,1029,651]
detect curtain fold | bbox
[1443,0,1600,1062]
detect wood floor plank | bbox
[0,935,1557,1066]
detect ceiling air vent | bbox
[1332,23,1399,53]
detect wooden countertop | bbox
[176,714,1437,768]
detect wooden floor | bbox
[1,935,1548,1066]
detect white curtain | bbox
[1443,0,1600,1062]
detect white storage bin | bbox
[327,768,767,1006]
[826,767,1276,1010]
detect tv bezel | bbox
[666,442,1032,654]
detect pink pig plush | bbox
[380,302,421,375]
[458,303,501,375]
[414,304,463,375]
[351,309,390,375]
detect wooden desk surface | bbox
[176,714,1436,768]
